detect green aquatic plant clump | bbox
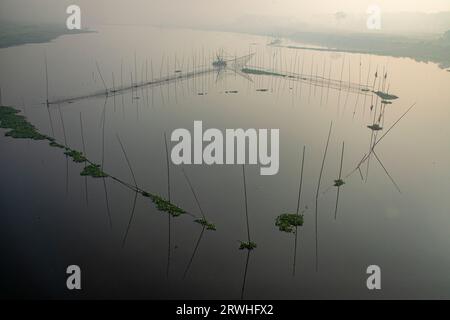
[239,241,257,250]
[0,106,47,140]
[141,191,151,197]
[334,179,345,187]
[367,124,383,131]
[49,141,65,148]
[1,106,194,226]
[194,217,216,230]
[64,149,87,163]
[80,164,108,178]
[374,91,398,100]
[275,213,304,233]
[149,194,185,217]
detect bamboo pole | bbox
[334,141,345,219]
[293,145,306,276]
[315,122,332,271]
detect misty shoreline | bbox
[199,24,450,70]
[2,20,449,72]
[280,30,450,69]
[0,21,93,49]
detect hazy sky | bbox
[255,0,450,14]
[1,0,449,29]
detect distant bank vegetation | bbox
[286,30,450,69]
[0,21,92,48]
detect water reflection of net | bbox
[229,53,255,70]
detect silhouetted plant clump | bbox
[194,217,216,230]
[80,164,108,178]
[64,149,87,163]
[1,106,195,227]
[374,91,398,100]
[49,141,65,148]
[275,213,304,233]
[239,241,257,250]
[367,124,383,131]
[149,194,185,217]
[0,106,47,140]
[141,191,151,197]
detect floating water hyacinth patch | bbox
[374,91,398,100]
[80,164,108,178]
[141,191,151,197]
[275,213,304,233]
[64,149,87,163]
[0,106,47,140]
[334,179,345,187]
[49,141,65,148]
[149,194,185,217]
[367,124,383,131]
[239,241,257,250]
[194,218,216,231]
[0,106,194,225]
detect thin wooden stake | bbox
[315,122,332,272]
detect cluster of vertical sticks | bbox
[46,45,381,109]
[48,49,255,106]
[51,49,412,246]
[1,49,416,298]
